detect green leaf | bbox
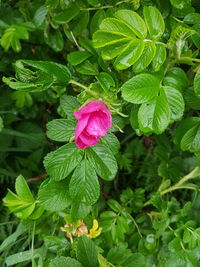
[33,6,48,26]
[164,67,188,91]
[67,51,91,66]
[170,0,191,9]
[15,174,34,201]
[121,73,160,104]
[138,88,170,134]
[53,3,80,24]
[132,41,156,73]
[18,60,71,84]
[164,86,185,121]
[180,124,200,152]
[86,143,118,181]
[184,13,200,25]
[3,175,36,219]
[107,199,122,212]
[0,116,4,132]
[1,25,29,52]
[38,178,71,211]
[44,143,84,181]
[143,6,165,40]
[44,29,64,52]
[114,10,147,39]
[76,60,99,75]
[71,201,91,220]
[194,68,200,97]
[69,159,100,205]
[46,119,76,142]
[114,39,144,70]
[102,133,120,155]
[5,248,45,266]
[174,117,200,146]
[0,223,28,253]
[97,72,115,92]
[49,256,82,267]
[59,95,80,119]
[152,44,166,71]
[90,9,106,35]
[77,236,98,267]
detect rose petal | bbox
[74,100,109,119]
[85,112,108,137]
[79,131,99,146]
[74,114,90,139]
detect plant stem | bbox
[69,80,99,98]
[143,167,200,207]
[179,57,200,63]
[31,221,36,267]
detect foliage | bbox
[1,0,200,266]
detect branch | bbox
[27,173,49,182]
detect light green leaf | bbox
[121,73,160,104]
[46,119,76,142]
[138,88,170,134]
[15,174,34,201]
[69,159,100,205]
[3,175,36,219]
[86,143,118,181]
[99,17,137,37]
[93,30,130,48]
[1,25,29,52]
[77,236,98,267]
[49,256,83,267]
[164,86,185,121]
[38,178,71,211]
[132,41,156,73]
[114,39,144,70]
[143,6,165,40]
[44,143,84,181]
[114,10,147,39]
[152,44,166,71]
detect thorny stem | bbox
[143,167,200,207]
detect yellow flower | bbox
[87,219,102,239]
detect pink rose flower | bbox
[74,100,112,149]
